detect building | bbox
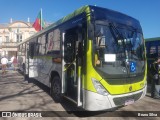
[0,19,37,59]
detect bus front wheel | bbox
[51,76,62,102]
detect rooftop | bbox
[145,37,160,42]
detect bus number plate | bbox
[125,99,134,105]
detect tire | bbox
[51,76,62,102]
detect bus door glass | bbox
[63,26,83,102]
[64,28,77,100]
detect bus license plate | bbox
[125,99,134,105]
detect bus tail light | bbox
[92,78,109,96]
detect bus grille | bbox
[113,92,143,106]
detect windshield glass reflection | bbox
[94,24,145,78]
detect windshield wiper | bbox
[109,23,126,56]
[109,23,131,75]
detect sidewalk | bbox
[0,69,65,111]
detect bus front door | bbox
[63,27,82,106]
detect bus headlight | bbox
[92,78,109,96]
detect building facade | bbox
[0,20,37,59]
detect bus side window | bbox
[149,46,157,58]
[35,40,39,55]
[45,33,48,54]
[41,35,46,55]
[29,43,35,58]
[64,32,76,63]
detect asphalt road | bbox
[0,70,160,120]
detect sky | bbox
[0,0,160,39]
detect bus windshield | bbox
[94,23,145,78]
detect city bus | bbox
[145,37,160,84]
[145,37,160,97]
[17,5,147,111]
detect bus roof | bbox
[17,5,141,46]
[145,37,160,42]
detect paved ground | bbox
[0,69,160,120]
[0,70,65,111]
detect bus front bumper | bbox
[82,85,147,111]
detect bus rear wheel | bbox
[51,76,62,102]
